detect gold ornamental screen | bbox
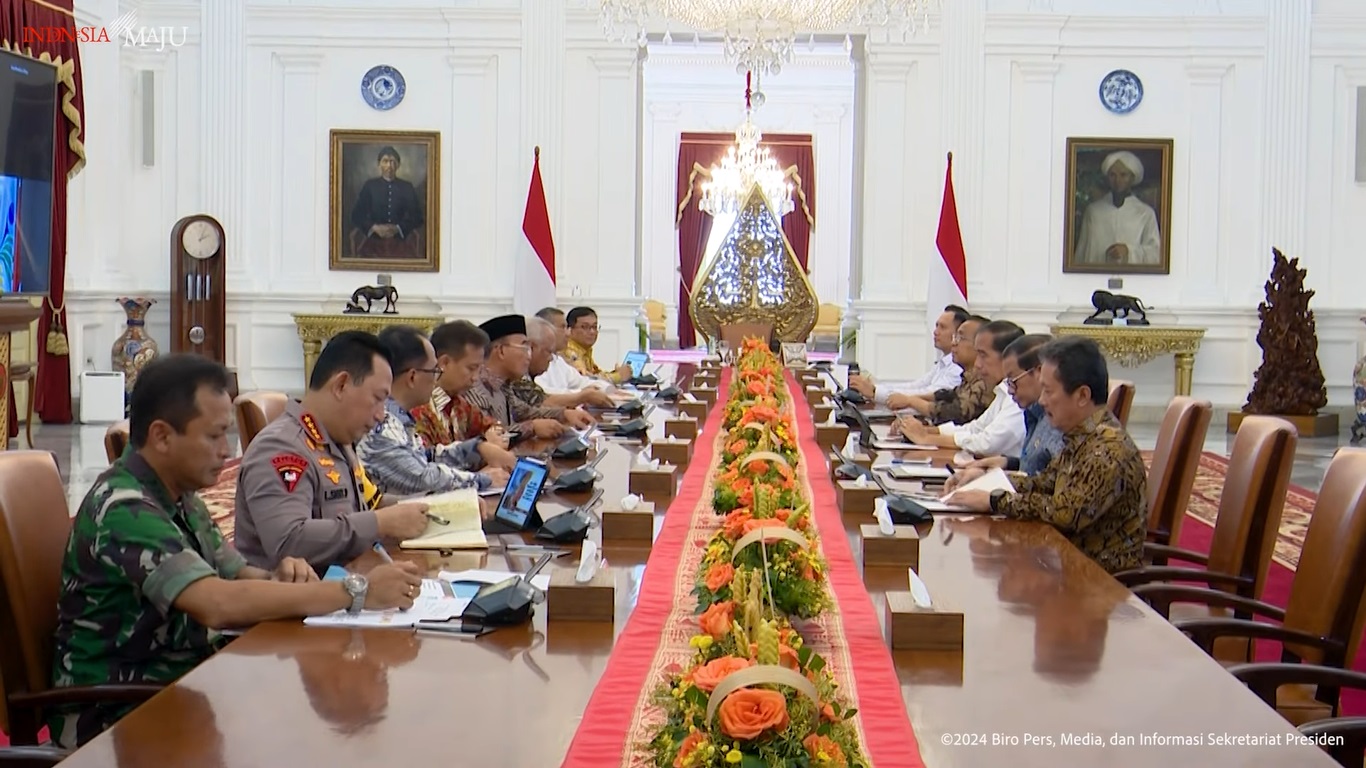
[689,184,818,344]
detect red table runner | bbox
[560,371,924,767]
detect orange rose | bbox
[674,731,708,768]
[741,518,789,537]
[705,562,735,592]
[774,508,792,522]
[803,734,847,767]
[717,688,790,740]
[745,459,770,475]
[688,655,753,692]
[698,601,734,639]
[723,510,753,540]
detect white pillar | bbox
[1259,0,1311,267]
[1182,62,1232,305]
[199,0,247,286]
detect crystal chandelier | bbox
[699,73,793,218]
[597,0,938,77]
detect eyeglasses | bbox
[409,366,443,377]
[500,342,532,354]
[1005,367,1037,393]
[576,325,599,332]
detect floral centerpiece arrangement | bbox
[643,337,863,767]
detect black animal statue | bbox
[343,285,399,315]
[1084,290,1149,325]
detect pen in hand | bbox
[425,512,449,525]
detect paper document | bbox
[400,488,488,550]
[885,465,952,481]
[872,441,938,451]
[952,468,1017,495]
[303,578,470,628]
[478,485,505,498]
[440,568,552,592]
[907,568,933,608]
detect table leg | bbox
[1173,352,1195,396]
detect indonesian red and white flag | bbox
[927,152,969,329]
[515,147,557,314]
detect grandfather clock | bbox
[169,214,237,396]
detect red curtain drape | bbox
[674,132,815,349]
[1,0,84,437]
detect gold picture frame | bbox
[329,129,440,272]
[1062,137,1174,275]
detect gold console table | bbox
[293,313,446,387]
[1049,324,1206,397]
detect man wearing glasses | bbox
[944,334,1065,492]
[356,325,510,497]
[563,306,633,384]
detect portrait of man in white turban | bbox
[1071,148,1164,268]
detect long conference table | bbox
[57,363,1336,767]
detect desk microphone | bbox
[628,364,661,387]
[552,425,598,460]
[821,368,867,405]
[870,471,933,525]
[551,450,606,492]
[830,446,874,481]
[652,372,685,402]
[536,488,604,543]
[459,553,553,628]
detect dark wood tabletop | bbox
[56,366,1335,767]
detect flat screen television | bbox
[0,49,56,296]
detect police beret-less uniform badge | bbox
[271,454,308,493]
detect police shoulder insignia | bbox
[317,456,335,467]
[300,413,326,446]
[326,470,341,484]
[271,454,309,493]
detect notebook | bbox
[400,487,488,550]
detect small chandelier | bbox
[699,73,793,218]
[597,0,938,77]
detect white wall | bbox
[66,0,641,394]
[852,0,1366,410]
[641,44,856,339]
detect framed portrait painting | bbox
[1062,137,1173,275]
[329,129,440,272]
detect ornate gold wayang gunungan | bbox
[689,183,818,343]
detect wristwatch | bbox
[341,573,369,614]
[989,489,1007,514]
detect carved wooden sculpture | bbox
[1243,249,1328,416]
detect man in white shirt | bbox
[533,307,612,395]
[896,320,1026,457]
[849,305,968,409]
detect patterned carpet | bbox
[202,458,241,541]
[1142,450,1314,571]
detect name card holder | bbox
[814,422,850,452]
[664,417,699,441]
[694,369,720,384]
[797,370,821,387]
[602,500,655,543]
[812,402,835,424]
[547,568,615,622]
[692,385,718,405]
[651,437,693,467]
[885,591,963,652]
[698,358,722,371]
[859,524,921,569]
[828,450,872,481]
[677,400,708,421]
[835,479,880,515]
[804,386,827,406]
[630,464,678,497]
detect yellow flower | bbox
[726,749,744,764]
[689,634,715,651]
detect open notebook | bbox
[399,488,488,550]
[913,468,1018,513]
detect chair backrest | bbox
[1203,416,1297,598]
[1144,397,1213,545]
[103,420,130,464]
[814,303,841,330]
[720,322,774,350]
[642,299,665,323]
[0,452,73,723]
[1107,380,1136,427]
[233,391,288,452]
[1283,448,1366,664]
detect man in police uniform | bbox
[235,331,431,571]
[51,354,422,748]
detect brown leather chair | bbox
[1139,396,1213,548]
[1134,447,1366,725]
[1107,380,1135,427]
[720,322,774,352]
[103,419,130,464]
[233,391,288,452]
[0,451,160,744]
[1118,415,1296,610]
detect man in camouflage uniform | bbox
[50,354,423,748]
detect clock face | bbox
[181,220,221,260]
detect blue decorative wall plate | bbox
[1099,69,1143,114]
[361,65,405,111]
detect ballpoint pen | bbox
[424,512,450,525]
